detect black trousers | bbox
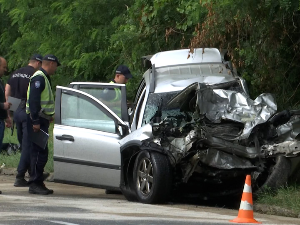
[27,114,49,184]
[15,107,31,178]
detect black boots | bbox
[14,172,50,187]
[14,178,29,187]
[29,183,53,195]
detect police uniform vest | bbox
[109,81,122,101]
[26,70,55,115]
[109,81,122,117]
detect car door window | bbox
[77,86,122,118]
[61,92,116,133]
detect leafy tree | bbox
[0,0,134,84]
[111,0,207,98]
[1,0,300,107]
[188,0,300,109]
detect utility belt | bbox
[19,100,26,109]
[38,109,53,121]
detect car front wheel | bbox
[253,156,291,197]
[133,151,172,204]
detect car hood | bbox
[167,82,277,140]
[145,48,241,94]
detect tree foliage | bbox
[189,0,300,108]
[0,0,299,108]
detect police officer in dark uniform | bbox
[5,54,43,187]
[26,54,60,195]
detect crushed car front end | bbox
[120,48,300,203]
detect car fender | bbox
[120,139,169,197]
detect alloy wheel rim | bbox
[137,158,153,195]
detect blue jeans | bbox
[0,120,5,153]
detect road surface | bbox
[0,175,299,225]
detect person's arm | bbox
[0,83,11,127]
[0,102,11,110]
[28,76,45,131]
[4,83,13,123]
[5,83,11,102]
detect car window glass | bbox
[61,92,116,133]
[142,91,191,126]
[134,89,146,125]
[78,86,122,117]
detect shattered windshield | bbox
[142,91,190,125]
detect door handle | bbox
[55,135,74,142]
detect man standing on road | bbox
[26,54,60,195]
[0,57,12,151]
[5,54,44,187]
[0,56,12,195]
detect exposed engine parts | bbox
[141,82,300,184]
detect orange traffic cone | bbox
[230,175,261,224]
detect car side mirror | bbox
[117,123,129,137]
[127,103,136,123]
[128,107,133,117]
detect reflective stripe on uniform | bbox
[40,100,54,104]
[26,70,55,115]
[109,81,122,117]
[109,81,121,101]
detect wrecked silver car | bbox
[53,48,300,204]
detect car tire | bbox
[121,187,138,202]
[254,156,291,196]
[133,151,172,204]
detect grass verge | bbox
[257,185,300,213]
[0,123,54,173]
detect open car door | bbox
[68,82,129,123]
[53,85,129,189]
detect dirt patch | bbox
[254,204,300,218]
[0,167,54,181]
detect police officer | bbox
[5,54,43,187]
[26,54,60,195]
[105,65,132,195]
[112,65,133,85]
[100,65,133,117]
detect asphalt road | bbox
[0,175,299,225]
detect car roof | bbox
[150,48,222,68]
[144,48,238,93]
